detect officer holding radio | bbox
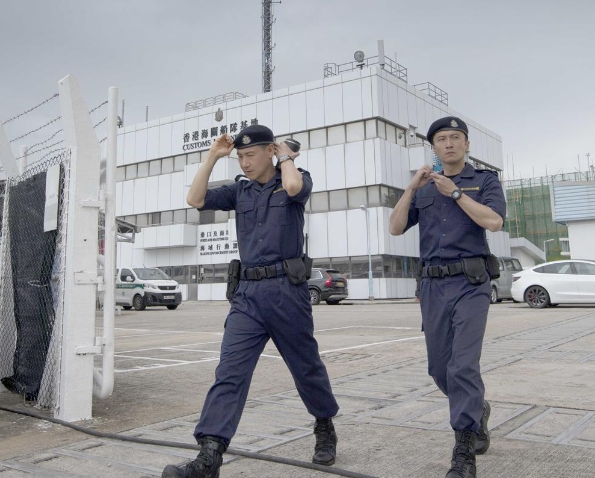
[389,117,506,478]
[162,125,339,478]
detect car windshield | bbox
[133,268,170,280]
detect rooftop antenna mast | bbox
[262,0,281,93]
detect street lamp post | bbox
[359,205,374,300]
[543,238,554,262]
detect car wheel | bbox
[524,286,550,309]
[490,286,498,304]
[167,305,178,310]
[133,294,146,311]
[122,306,132,311]
[326,300,340,305]
[309,288,321,305]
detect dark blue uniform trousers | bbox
[420,274,490,433]
[194,274,339,444]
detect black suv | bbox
[308,268,348,305]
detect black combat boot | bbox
[312,417,338,466]
[445,430,476,478]
[475,401,491,455]
[162,436,226,478]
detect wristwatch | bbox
[450,189,462,201]
[276,154,293,169]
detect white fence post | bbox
[93,86,117,399]
[57,74,101,421]
[0,124,18,178]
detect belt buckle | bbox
[429,265,442,278]
[255,266,267,280]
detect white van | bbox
[116,267,182,311]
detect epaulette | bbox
[475,169,499,176]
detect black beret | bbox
[233,124,274,150]
[427,116,468,145]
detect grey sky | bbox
[1,0,593,179]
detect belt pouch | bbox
[226,259,241,301]
[461,257,488,285]
[282,257,308,285]
[486,254,501,279]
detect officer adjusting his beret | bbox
[162,124,340,478]
[389,117,506,478]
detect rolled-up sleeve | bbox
[288,169,312,205]
[198,183,238,211]
[403,194,420,233]
[481,173,506,221]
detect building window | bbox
[173,209,186,224]
[377,121,386,140]
[116,166,126,182]
[150,212,161,225]
[161,210,173,225]
[162,157,174,174]
[329,190,348,211]
[199,210,215,225]
[328,125,346,146]
[174,155,187,171]
[311,192,329,213]
[149,159,161,176]
[346,122,365,142]
[365,119,377,139]
[348,187,367,209]
[136,214,148,227]
[137,161,149,178]
[330,257,350,277]
[292,132,309,150]
[187,208,200,224]
[125,164,137,180]
[310,128,327,149]
[367,186,381,207]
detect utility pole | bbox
[262,0,281,93]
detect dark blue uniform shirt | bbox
[199,169,312,267]
[404,163,506,263]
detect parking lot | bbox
[2,300,595,477]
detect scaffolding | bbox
[502,172,595,260]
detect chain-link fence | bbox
[0,150,70,409]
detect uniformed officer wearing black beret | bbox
[162,125,339,478]
[389,117,506,478]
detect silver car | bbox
[490,256,523,304]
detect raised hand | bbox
[210,134,234,160]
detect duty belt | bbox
[423,262,464,278]
[242,262,284,280]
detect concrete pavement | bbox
[1,301,595,477]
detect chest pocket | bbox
[269,192,290,226]
[237,200,256,232]
[415,195,435,223]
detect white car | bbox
[116,267,182,311]
[511,260,595,308]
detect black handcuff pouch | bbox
[282,255,313,285]
[461,257,488,285]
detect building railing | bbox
[413,82,448,106]
[185,92,248,112]
[324,55,408,82]
[505,170,595,189]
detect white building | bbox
[116,57,509,301]
[551,180,595,260]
